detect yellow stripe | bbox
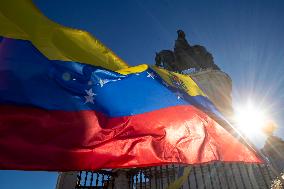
[152,66,206,97]
[0,0,128,71]
[116,64,148,75]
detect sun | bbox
[234,101,269,139]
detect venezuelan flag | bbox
[0,37,262,171]
[0,1,262,171]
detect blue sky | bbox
[1,0,284,188]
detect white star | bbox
[175,91,184,100]
[98,79,110,87]
[135,73,140,76]
[84,95,94,104]
[85,88,95,97]
[117,78,121,81]
[147,72,155,79]
[99,79,105,87]
[84,88,96,104]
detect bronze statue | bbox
[155,50,177,71]
[177,30,186,39]
[155,30,220,72]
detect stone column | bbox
[55,172,78,189]
[190,69,233,119]
[113,170,130,189]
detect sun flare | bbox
[234,101,269,138]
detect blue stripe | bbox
[0,37,224,119]
[0,38,193,117]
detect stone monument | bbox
[155,30,220,73]
[156,30,232,119]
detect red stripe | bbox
[0,105,262,171]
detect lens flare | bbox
[234,101,269,139]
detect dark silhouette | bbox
[155,30,220,73]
